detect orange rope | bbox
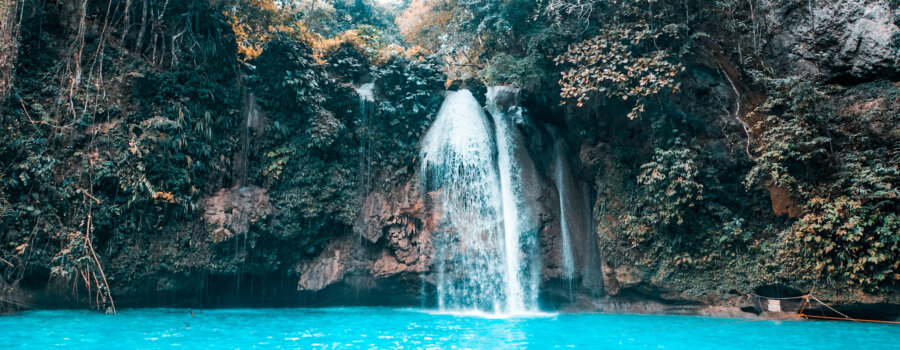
[750,293,900,325]
[616,310,898,335]
[797,296,809,315]
[791,294,900,324]
[614,293,898,334]
[798,314,900,324]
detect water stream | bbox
[356,82,376,201]
[420,90,507,312]
[485,86,540,313]
[553,141,577,282]
[420,89,539,315]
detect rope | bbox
[0,297,31,308]
[616,307,899,335]
[755,293,900,325]
[797,314,900,325]
[613,292,898,335]
[797,296,809,315]
[747,293,810,300]
[808,295,853,320]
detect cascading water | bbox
[485,86,541,312]
[420,89,539,315]
[237,90,261,185]
[356,83,376,199]
[421,90,506,312]
[552,141,577,282]
[356,82,375,102]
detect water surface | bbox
[1,307,896,349]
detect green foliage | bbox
[319,0,400,38]
[369,55,446,184]
[325,42,372,82]
[131,65,241,197]
[555,25,683,118]
[584,83,774,296]
[397,0,581,87]
[635,138,704,227]
[744,80,837,192]
[248,36,444,251]
[479,53,547,89]
[618,134,761,273]
[747,79,900,290]
[785,197,900,288]
[353,25,389,56]
[251,34,357,250]
[457,0,542,52]
[0,0,244,309]
[254,35,326,118]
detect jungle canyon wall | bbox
[0,0,598,312]
[577,0,900,317]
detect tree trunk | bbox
[120,0,132,47]
[136,0,149,54]
[0,0,23,102]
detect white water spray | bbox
[356,83,374,102]
[421,90,507,312]
[356,82,376,202]
[420,89,539,315]
[485,86,540,312]
[553,142,577,282]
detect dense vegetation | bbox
[0,0,444,313]
[387,0,900,299]
[1,0,898,313]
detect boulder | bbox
[765,0,900,81]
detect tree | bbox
[555,24,682,119]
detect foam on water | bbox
[422,308,559,319]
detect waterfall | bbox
[485,86,540,312]
[553,142,577,282]
[421,90,506,312]
[420,89,539,314]
[356,83,375,198]
[237,90,261,185]
[356,83,374,102]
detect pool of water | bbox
[1,307,896,349]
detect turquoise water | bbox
[1,307,896,349]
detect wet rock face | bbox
[203,186,271,243]
[765,0,900,81]
[294,88,605,306]
[385,220,428,266]
[295,231,430,292]
[297,181,433,292]
[296,243,348,291]
[489,87,521,112]
[371,250,428,277]
[357,192,388,243]
[600,264,643,297]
